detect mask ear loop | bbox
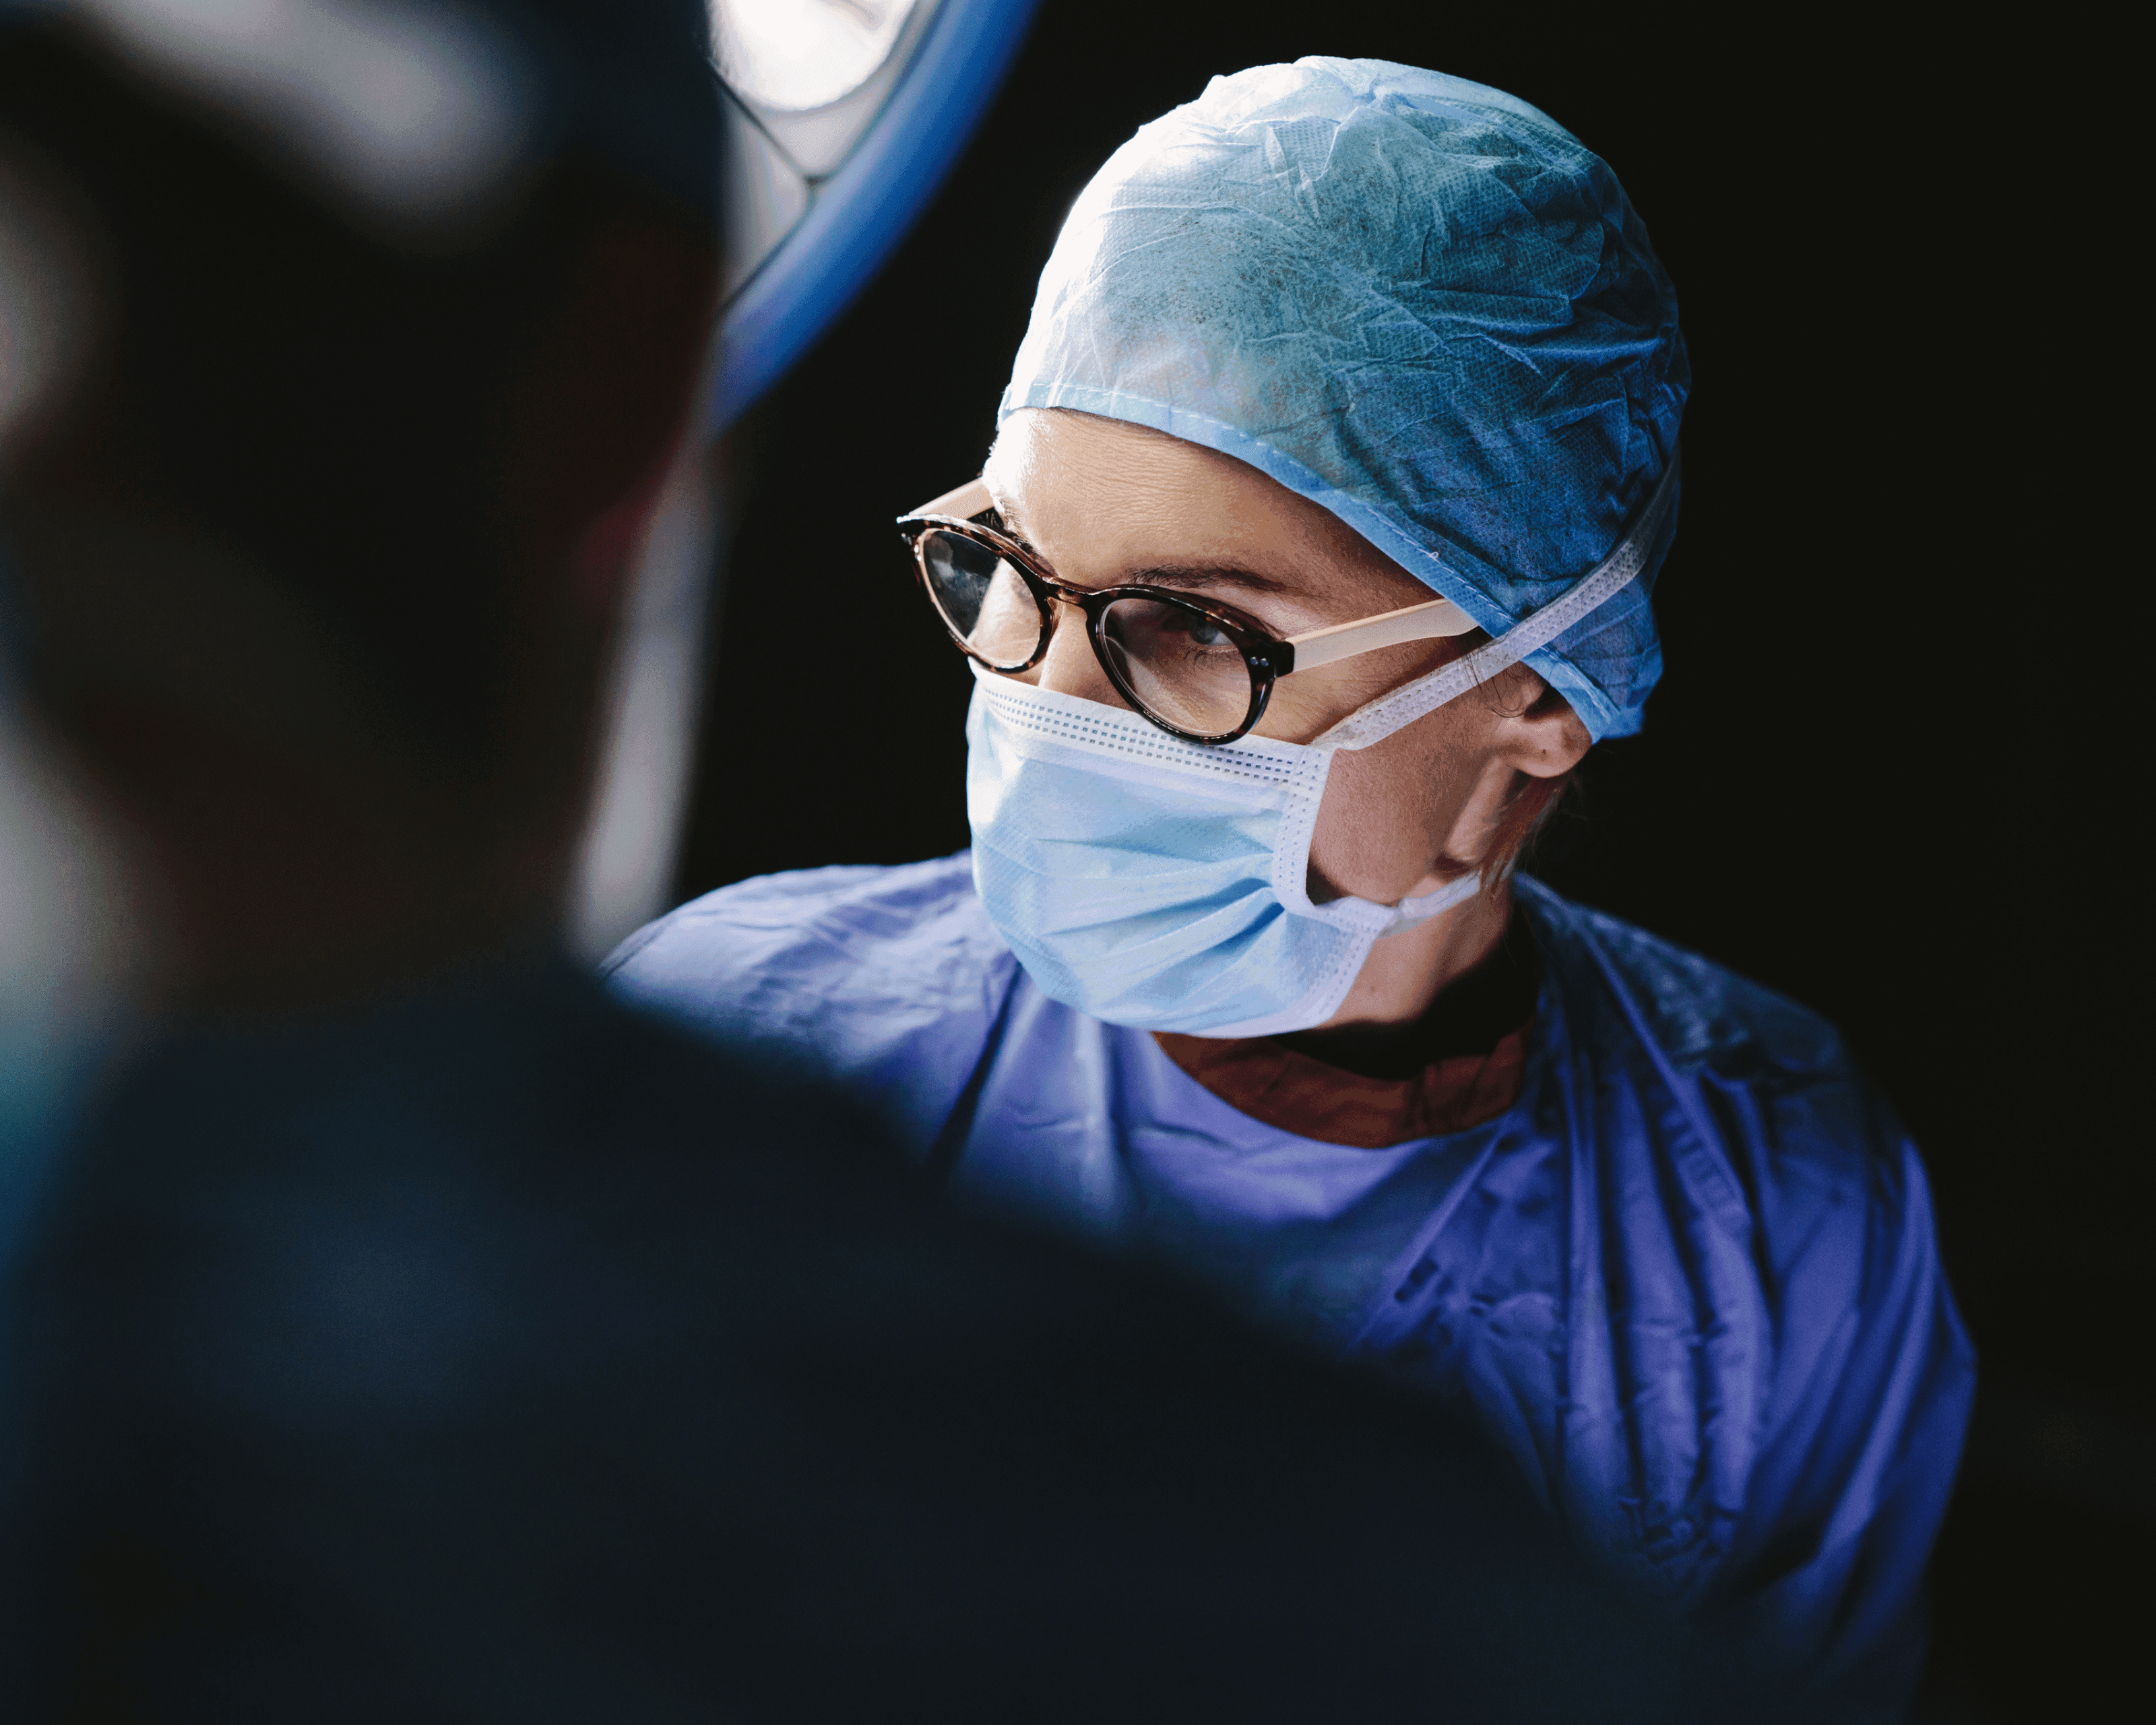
[1289,449,1680,933]
[1308,448,1682,757]
[1389,871,1484,927]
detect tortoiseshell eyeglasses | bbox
[897,477,1480,745]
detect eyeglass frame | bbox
[897,476,1483,746]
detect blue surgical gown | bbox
[608,854,1974,1710]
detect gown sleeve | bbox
[1707,1059,1975,1716]
[1535,884,1975,1716]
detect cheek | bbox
[1257,637,1459,746]
[1306,713,1480,902]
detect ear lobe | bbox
[1498,682,1591,780]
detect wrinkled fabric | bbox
[5,963,1806,1722]
[1001,57,1688,740]
[608,856,1974,1714]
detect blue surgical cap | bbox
[998,57,1689,739]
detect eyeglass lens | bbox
[1097,596,1255,736]
[918,526,1257,737]
[919,528,1043,670]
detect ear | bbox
[1436,673,1590,870]
[1494,678,1592,780]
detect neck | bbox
[1293,876,1517,1056]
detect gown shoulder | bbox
[604,852,1015,1151]
[1513,874,1849,1081]
[1514,873,1928,1261]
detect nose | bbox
[1019,594,1133,711]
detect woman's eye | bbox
[1175,612,1228,648]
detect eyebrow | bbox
[1118,563,1296,596]
[990,499,1298,597]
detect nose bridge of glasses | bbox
[1036,584,1101,663]
[1034,588,1129,700]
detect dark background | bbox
[683,7,2145,1718]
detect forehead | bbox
[982,409,1426,604]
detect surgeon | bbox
[610,57,1975,1712]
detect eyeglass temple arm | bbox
[1283,596,1478,671]
[909,477,996,521]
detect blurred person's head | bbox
[0,0,722,1009]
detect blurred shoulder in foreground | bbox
[7,958,1788,1720]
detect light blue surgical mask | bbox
[965,460,1674,1038]
[967,670,1476,1037]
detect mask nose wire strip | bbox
[1312,448,1681,755]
